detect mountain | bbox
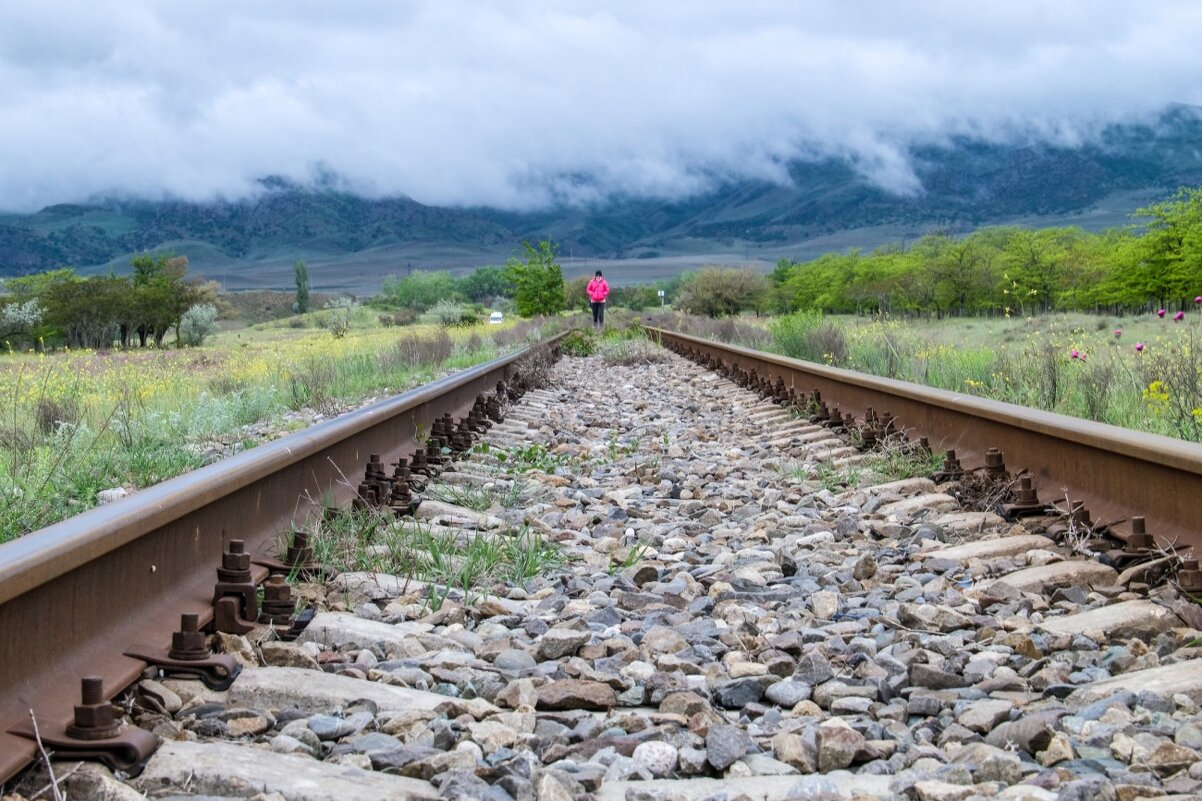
[2,105,1201,289]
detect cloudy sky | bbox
[1,1,1200,212]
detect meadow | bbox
[652,307,1202,443]
[0,309,560,541]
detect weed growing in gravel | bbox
[307,507,564,607]
[863,438,945,481]
[597,337,670,366]
[492,442,565,474]
[811,460,863,492]
[426,479,527,512]
[608,541,652,575]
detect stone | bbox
[227,667,447,713]
[771,732,814,772]
[815,721,864,772]
[642,625,689,654]
[898,602,973,633]
[632,741,679,778]
[764,679,811,707]
[138,740,436,800]
[1037,732,1074,766]
[956,699,1014,733]
[794,652,833,685]
[921,533,1053,562]
[1037,600,1181,641]
[494,648,537,671]
[298,612,433,654]
[536,679,618,710]
[706,724,751,770]
[913,780,977,801]
[979,561,1118,594]
[259,641,321,670]
[536,627,591,660]
[1071,660,1202,707]
[811,590,839,620]
[594,776,893,801]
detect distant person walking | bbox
[586,270,610,329]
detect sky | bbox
[1,1,1201,213]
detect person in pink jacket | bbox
[586,270,610,329]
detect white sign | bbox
[657,290,665,297]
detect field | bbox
[660,308,1202,442]
[0,307,560,541]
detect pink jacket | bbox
[586,277,610,302]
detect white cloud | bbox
[0,0,1200,211]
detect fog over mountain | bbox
[2,2,1202,213]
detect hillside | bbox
[2,105,1201,289]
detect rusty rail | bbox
[0,334,563,784]
[649,326,1202,552]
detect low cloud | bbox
[0,1,1200,212]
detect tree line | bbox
[375,241,673,317]
[768,187,1202,318]
[1,254,216,348]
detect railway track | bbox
[5,328,1202,800]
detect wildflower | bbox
[1196,297,1201,304]
[1158,309,1166,318]
[1114,329,1122,338]
[1135,342,1145,352]
[1175,311,1186,322]
[1070,350,1079,359]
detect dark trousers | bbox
[591,301,605,326]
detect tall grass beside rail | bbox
[647,309,1202,444]
[0,321,560,541]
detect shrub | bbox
[770,311,825,360]
[561,329,597,357]
[431,300,465,327]
[321,297,356,339]
[675,267,771,317]
[179,303,220,346]
[382,330,454,370]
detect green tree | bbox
[293,260,311,313]
[564,275,591,312]
[505,241,565,317]
[380,270,459,311]
[675,267,771,317]
[458,266,513,303]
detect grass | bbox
[307,507,564,609]
[0,314,565,542]
[655,308,1202,443]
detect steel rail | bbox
[648,326,1202,552]
[0,334,562,784]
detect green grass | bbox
[748,310,1202,442]
[307,508,564,608]
[0,322,538,542]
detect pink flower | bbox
[1158,309,1166,318]
[1080,354,1087,361]
[1114,329,1122,338]
[1176,311,1185,322]
[1135,342,1145,352]
[1195,296,1201,304]
[1070,350,1079,359]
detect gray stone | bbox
[764,679,811,707]
[706,724,752,770]
[536,628,591,660]
[228,667,447,713]
[139,740,437,800]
